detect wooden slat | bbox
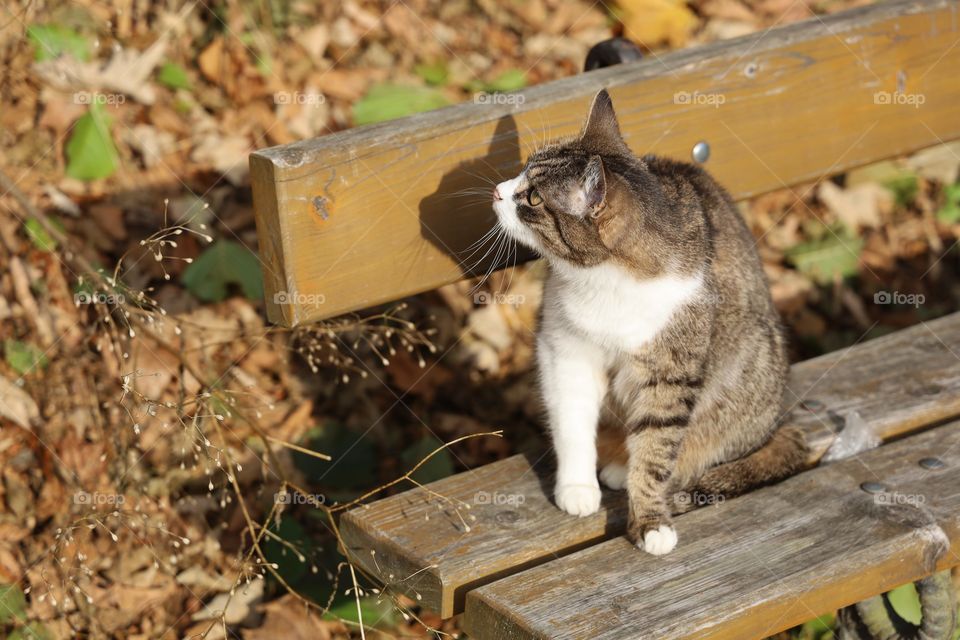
[463,421,960,640]
[339,312,960,617]
[251,0,960,326]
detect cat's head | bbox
[492,90,666,269]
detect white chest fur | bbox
[546,262,704,352]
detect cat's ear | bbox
[580,90,629,155]
[580,155,607,218]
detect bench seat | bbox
[463,421,960,639]
[340,312,960,622]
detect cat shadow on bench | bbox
[418,114,536,279]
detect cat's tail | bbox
[689,424,810,500]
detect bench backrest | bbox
[251,0,960,326]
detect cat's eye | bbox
[527,189,543,206]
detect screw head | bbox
[919,457,945,470]
[860,481,887,494]
[692,141,710,163]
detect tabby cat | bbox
[491,90,807,555]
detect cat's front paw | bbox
[641,524,678,556]
[555,483,601,517]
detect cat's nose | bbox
[493,186,503,201]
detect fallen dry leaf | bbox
[0,375,40,429]
[905,141,960,185]
[190,132,252,187]
[123,124,177,169]
[242,594,335,640]
[817,180,893,232]
[33,37,168,105]
[293,24,331,59]
[193,580,264,625]
[618,0,699,48]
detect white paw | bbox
[555,483,601,517]
[599,463,628,490]
[641,524,678,556]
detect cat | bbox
[491,89,807,555]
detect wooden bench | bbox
[250,0,960,636]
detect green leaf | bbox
[263,517,309,585]
[485,69,527,92]
[0,583,28,624]
[885,173,919,208]
[888,582,922,626]
[785,229,863,285]
[10,622,53,640]
[157,62,191,90]
[4,340,48,375]
[324,595,396,627]
[293,423,376,491]
[415,62,449,86]
[936,183,960,224]
[467,69,528,94]
[797,613,834,640]
[27,24,90,61]
[353,84,449,125]
[65,103,118,181]
[181,240,263,302]
[938,203,960,224]
[24,217,61,252]
[401,436,454,484]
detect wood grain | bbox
[462,421,960,640]
[251,0,960,326]
[339,312,960,617]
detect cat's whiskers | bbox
[435,189,496,203]
[506,236,519,293]
[460,224,502,258]
[457,226,503,279]
[468,225,509,294]
[471,159,508,183]
[494,236,519,302]
[519,119,540,160]
[460,169,500,186]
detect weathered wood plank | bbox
[339,312,960,617]
[252,0,960,325]
[462,421,960,640]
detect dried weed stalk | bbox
[0,169,501,638]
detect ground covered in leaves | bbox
[1,0,960,638]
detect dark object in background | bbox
[584,37,644,71]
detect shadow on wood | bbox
[418,115,536,279]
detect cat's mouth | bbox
[492,175,541,252]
